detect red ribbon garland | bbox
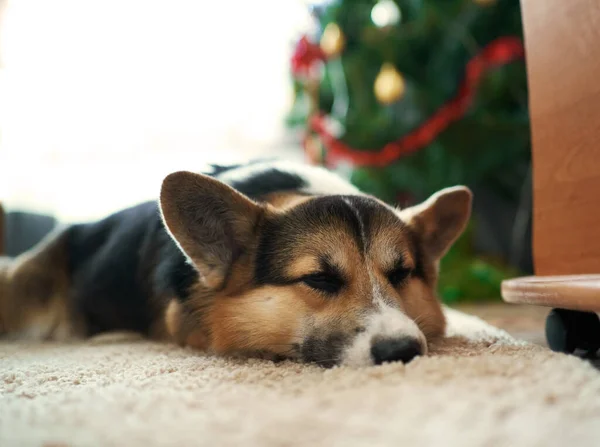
[303,36,525,168]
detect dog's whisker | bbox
[412,312,429,326]
[309,358,340,366]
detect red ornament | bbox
[291,36,327,77]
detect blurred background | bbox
[0,0,533,305]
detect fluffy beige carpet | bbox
[1,309,599,447]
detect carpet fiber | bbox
[1,309,599,447]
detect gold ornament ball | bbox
[374,63,405,104]
[320,23,345,57]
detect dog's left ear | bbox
[399,186,472,260]
[159,171,263,289]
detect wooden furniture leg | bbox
[500,0,600,354]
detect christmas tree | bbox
[288,0,530,303]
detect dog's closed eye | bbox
[301,272,344,294]
[387,263,412,287]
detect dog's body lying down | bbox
[0,160,471,367]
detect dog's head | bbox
[160,171,472,367]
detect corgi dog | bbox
[0,160,471,367]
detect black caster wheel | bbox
[545,308,600,357]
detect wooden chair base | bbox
[502,275,600,355]
[502,275,600,313]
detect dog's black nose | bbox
[370,338,422,365]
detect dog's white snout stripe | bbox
[341,302,427,367]
[339,197,426,366]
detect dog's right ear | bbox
[159,171,263,290]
